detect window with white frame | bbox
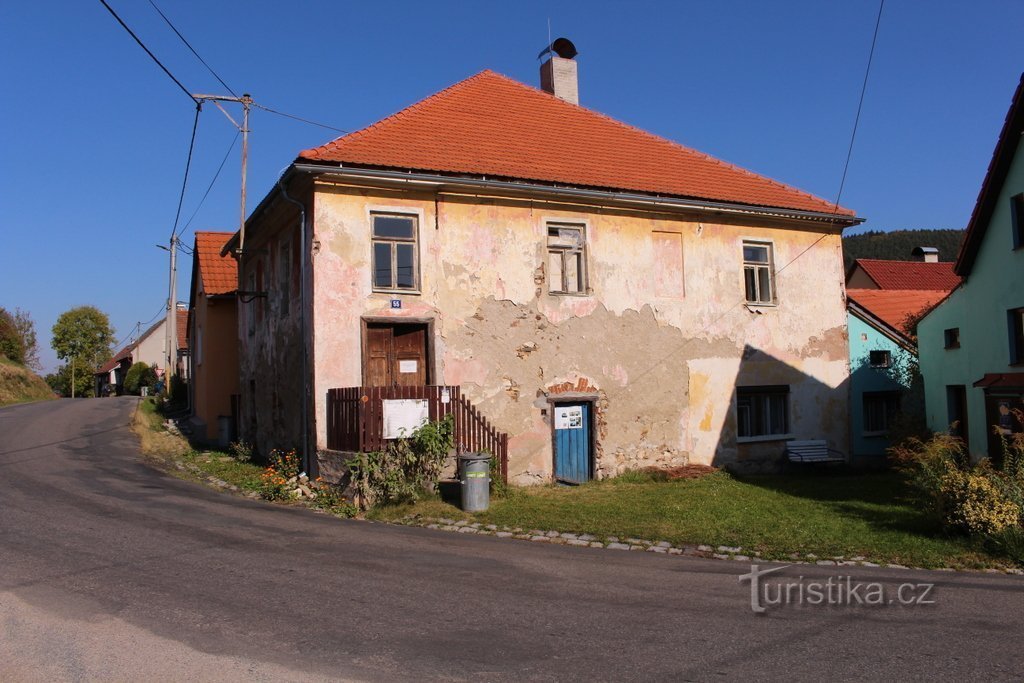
[547,223,587,294]
[742,241,775,304]
[869,350,892,368]
[737,385,789,438]
[371,214,418,291]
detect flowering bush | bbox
[257,448,356,516]
[939,466,1020,535]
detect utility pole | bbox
[193,93,252,259]
[163,233,178,386]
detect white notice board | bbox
[383,399,429,439]
[554,405,583,430]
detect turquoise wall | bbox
[918,136,1024,458]
[847,311,915,457]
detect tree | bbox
[12,308,41,370]
[0,308,25,364]
[123,362,157,396]
[51,306,115,398]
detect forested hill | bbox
[842,229,965,269]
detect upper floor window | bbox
[1012,193,1023,250]
[742,241,775,304]
[547,223,587,294]
[1010,308,1024,365]
[944,327,960,349]
[869,350,892,368]
[372,214,418,291]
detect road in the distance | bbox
[0,397,1021,681]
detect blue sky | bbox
[1,0,1022,373]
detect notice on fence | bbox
[383,399,429,439]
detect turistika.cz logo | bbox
[738,564,936,614]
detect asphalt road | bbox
[0,397,1022,681]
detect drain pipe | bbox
[277,174,313,477]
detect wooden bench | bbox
[785,439,846,464]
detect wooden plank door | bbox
[554,402,591,483]
[363,323,429,387]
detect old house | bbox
[918,73,1024,461]
[845,251,960,459]
[230,43,862,482]
[187,231,240,444]
[94,307,188,395]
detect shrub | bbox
[0,308,25,364]
[347,414,454,508]
[124,362,157,395]
[939,466,1020,535]
[229,440,254,463]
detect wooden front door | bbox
[553,402,592,483]
[363,323,429,387]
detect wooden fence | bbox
[326,385,509,481]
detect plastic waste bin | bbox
[458,453,491,512]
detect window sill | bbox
[548,290,591,297]
[862,431,890,438]
[372,289,421,296]
[744,301,778,309]
[737,433,793,444]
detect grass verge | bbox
[0,356,56,407]
[369,470,1020,570]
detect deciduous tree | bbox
[51,306,115,398]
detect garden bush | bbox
[123,362,157,395]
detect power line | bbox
[98,0,198,105]
[831,0,885,214]
[146,0,238,98]
[252,102,350,133]
[171,105,202,240]
[180,130,240,237]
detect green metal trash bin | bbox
[459,453,490,512]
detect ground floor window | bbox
[737,386,789,438]
[863,391,901,434]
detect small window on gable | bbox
[1012,193,1023,249]
[742,241,775,305]
[736,385,789,439]
[371,214,418,292]
[869,350,892,368]
[547,223,587,294]
[944,328,960,349]
[1010,308,1024,365]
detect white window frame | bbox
[546,221,589,295]
[736,385,791,442]
[742,239,776,305]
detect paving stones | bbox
[607,542,630,550]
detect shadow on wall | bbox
[711,345,849,474]
[847,350,925,461]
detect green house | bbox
[918,73,1024,460]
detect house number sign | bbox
[390,299,402,309]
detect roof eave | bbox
[292,161,863,227]
[846,298,916,352]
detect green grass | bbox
[181,450,266,491]
[0,356,56,407]
[370,470,1010,569]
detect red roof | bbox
[973,373,1024,389]
[96,346,133,374]
[300,70,854,218]
[851,259,960,291]
[956,73,1024,276]
[847,289,950,336]
[195,231,238,295]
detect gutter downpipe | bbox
[277,175,313,477]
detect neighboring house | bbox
[846,286,951,459]
[918,73,1024,461]
[845,256,960,291]
[94,307,189,395]
[227,43,863,483]
[187,231,240,444]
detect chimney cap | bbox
[538,37,578,61]
[911,246,939,256]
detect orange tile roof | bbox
[847,289,950,335]
[852,259,960,291]
[300,70,854,217]
[97,346,133,374]
[195,231,238,295]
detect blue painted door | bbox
[554,402,591,483]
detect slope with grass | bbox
[0,356,56,407]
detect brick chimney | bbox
[539,37,579,105]
[911,246,939,263]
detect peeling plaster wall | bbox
[310,183,850,482]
